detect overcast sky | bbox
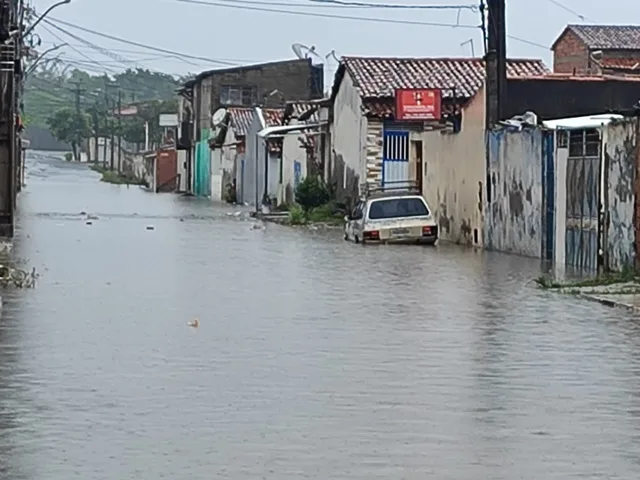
[30,0,640,80]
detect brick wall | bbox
[208,59,322,112]
[553,30,590,73]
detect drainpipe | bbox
[254,132,259,213]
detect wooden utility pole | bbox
[485,0,506,128]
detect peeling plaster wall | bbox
[331,73,365,206]
[485,128,544,258]
[421,89,485,245]
[605,120,636,271]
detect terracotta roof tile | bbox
[601,57,640,70]
[263,108,284,126]
[227,107,253,137]
[564,25,640,50]
[341,56,548,99]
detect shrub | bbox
[64,152,73,162]
[295,176,330,212]
[288,204,307,225]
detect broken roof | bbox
[332,56,549,100]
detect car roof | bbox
[367,194,425,202]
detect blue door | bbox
[382,130,409,186]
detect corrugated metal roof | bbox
[562,25,640,50]
[339,56,549,99]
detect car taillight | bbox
[363,230,379,240]
[422,226,433,236]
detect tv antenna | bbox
[460,39,475,57]
[291,43,323,64]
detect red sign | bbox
[395,88,442,121]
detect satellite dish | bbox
[292,43,323,64]
[211,108,227,128]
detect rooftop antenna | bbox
[291,43,323,64]
[461,39,475,57]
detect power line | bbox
[174,0,479,28]
[545,0,591,21]
[47,17,243,66]
[202,0,478,9]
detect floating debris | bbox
[86,221,92,225]
[146,225,154,230]
[0,265,38,288]
[187,318,200,328]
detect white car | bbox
[344,193,438,245]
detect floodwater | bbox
[1,151,640,479]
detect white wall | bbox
[177,150,187,192]
[554,133,568,267]
[280,132,307,204]
[421,89,486,245]
[332,72,366,194]
[210,148,223,201]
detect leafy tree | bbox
[46,108,91,161]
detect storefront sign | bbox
[395,89,442,121]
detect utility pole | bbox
[484,0,506,206]
[117,89,122,173]
[485,0,506,128]
[69,81,85,161]
[0,0,19,238]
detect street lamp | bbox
[22,0,72,40]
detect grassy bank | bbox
[534,266,638,290]
[89,163,146,186]
[287,203,344,227]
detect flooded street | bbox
[2,151,640,479]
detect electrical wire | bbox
[545,0,591,21]
[198,0,478,9]
[174,0,478,28]
[47,17,244,66]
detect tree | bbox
[46,108,91,161]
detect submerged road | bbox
[1,151,640,479]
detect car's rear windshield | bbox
[368,197,430,220]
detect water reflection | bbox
[0,151,640,478]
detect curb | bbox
[578,293,637,312]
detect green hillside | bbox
[24,66,182,129]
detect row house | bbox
[328,56,547,244]
[328,55,640,247]
[177,58,324,197]
[552,24,640,75]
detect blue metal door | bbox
[382,130,409,186]
[565,129,601,271]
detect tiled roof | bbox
[339,56,548,99]
[226,107,283,138]
[262,108,283,126]
[601,57,640,71]
[560,25,640,50]
[227,108,253,137]
[285,101,323,123]
[511,73,640,82]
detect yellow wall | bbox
[421,88,485,246]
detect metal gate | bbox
[382,130,409,186]
[565,128,601,271]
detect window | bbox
[368,197,430,220]
[219,86,257,106]
[568,128,600,157]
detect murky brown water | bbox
[2,151,640,479]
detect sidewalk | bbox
[561,282,640,312]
